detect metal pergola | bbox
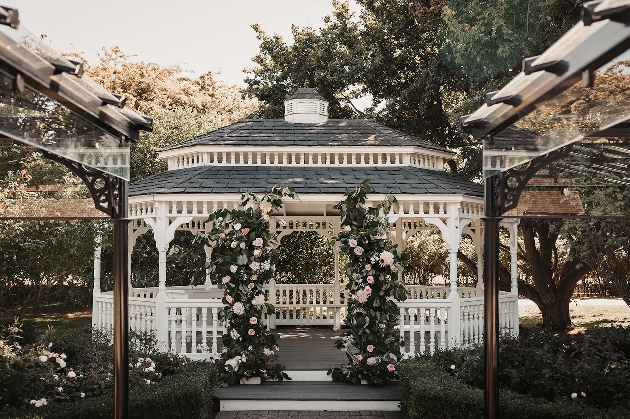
[0,7,152,419]
[461,1,630,417]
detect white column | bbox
[503,218,520,336]
[92,234,102,328]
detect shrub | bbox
[399,360,629,419]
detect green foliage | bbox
[0,320,217,418]
[418,326,630,411]
[399,358,628,419]
[205,186,297,384]
[402,231,448,285]
[329,180,408,385]
[275,231,335,284]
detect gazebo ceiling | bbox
[129,165,484,197]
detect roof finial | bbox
[304,80,309,88]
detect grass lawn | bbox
[0,305,92,336]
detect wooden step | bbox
[214,380,401,411]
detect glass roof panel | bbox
[483,57,630,179]
[0,70,129,179]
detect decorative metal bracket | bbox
[42,151,125,218]
[497,144,574,215]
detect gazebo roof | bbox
[161,119,450,152]
[129,166,483,197]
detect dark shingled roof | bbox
[286,88,327,101]
[162,119,450,152]
[130,166,483,197]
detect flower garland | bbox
[329,180,408,385]
[206,185,297,385]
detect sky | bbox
[12,0,358,86]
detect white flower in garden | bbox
[39,355,48,362]
[57,386,63,393]
[31,398,48,407]
[145,379,151,385]
[367,276,374,284]
[231,241,238,248]
[261,261,271,271]
[252,294,266,307]
[250,317,258,325]
[230,265,238,273]
[251,274,258,281]
[219,233,226,239]
[354,246,364,255]
[355,289,368,303]
[260,201,273,214]
[52,374,58,380]
[56,358,66,368]
[348,238,358,248]
[252,237,264,247]
[222,276,231,284]
[80,392,85,398]
[242,228,250,235]
[379,251,395,267]
[226,295,234,304]
[60,354,66,359]
[67,371,76,378]
[249,261,260,271]
[254,249,262,258]
[581,392,586,397]
[264,348,274,356]
[226,358,239,370]
[571,393,578,399]
[387,364,395,372]
[344,225,351,232]
[230,329,240,340]
[367,357,378,366]
[234,223,242,231]
[233,302,245,315]
[450,364,456,370]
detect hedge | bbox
[3,363,217,419]
[399,359,629,419]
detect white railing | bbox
[267,281,347,330]
[164,298,225,360]
[93,286,519,361]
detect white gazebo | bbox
[92,88,519,360]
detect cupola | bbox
[284,85,328,124]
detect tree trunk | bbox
[538,295,573,332]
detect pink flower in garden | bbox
[365,264,371,271]
[343,290,350,299]
[387,364,395,372]
[344,225,351,232]
[367,357,378,366]
[254,249,262,258]
[222,276,231,284]
[249,261,260,271]
[252,238,264,247]
[367,276,374,284]
[348,238,358,248]
[365,286,372,295]
[251,274,258,281]
[367,345,374,352]
[390,264,398,273]
[354,246,364,255]
[389,353,397,361]
[226,295,233,304]
[219,233,226,239]
[356,355,363,361]
[250,317,258,325]
[248,329,255,336]
[242,228,250,235]
[231,241,238,248]
[262,213,270,221]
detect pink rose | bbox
[254,249,262,257]
[348,238,358,248]
[365,286,372,295]
[367,345,374,353]
[367,276,374,284]
[250,317,258,325]
[354,246,364,255]
[248,329,255,336]
[356,355,363,361]
[222,276,231,284]
[387,364,395,372]
[226,295,233,304]
[390,264,398,272]
[263,213,270,221]
[242,228,250,235]
[365,264,371,271]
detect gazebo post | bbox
[483,174,501,419]
[112,180,130,419]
